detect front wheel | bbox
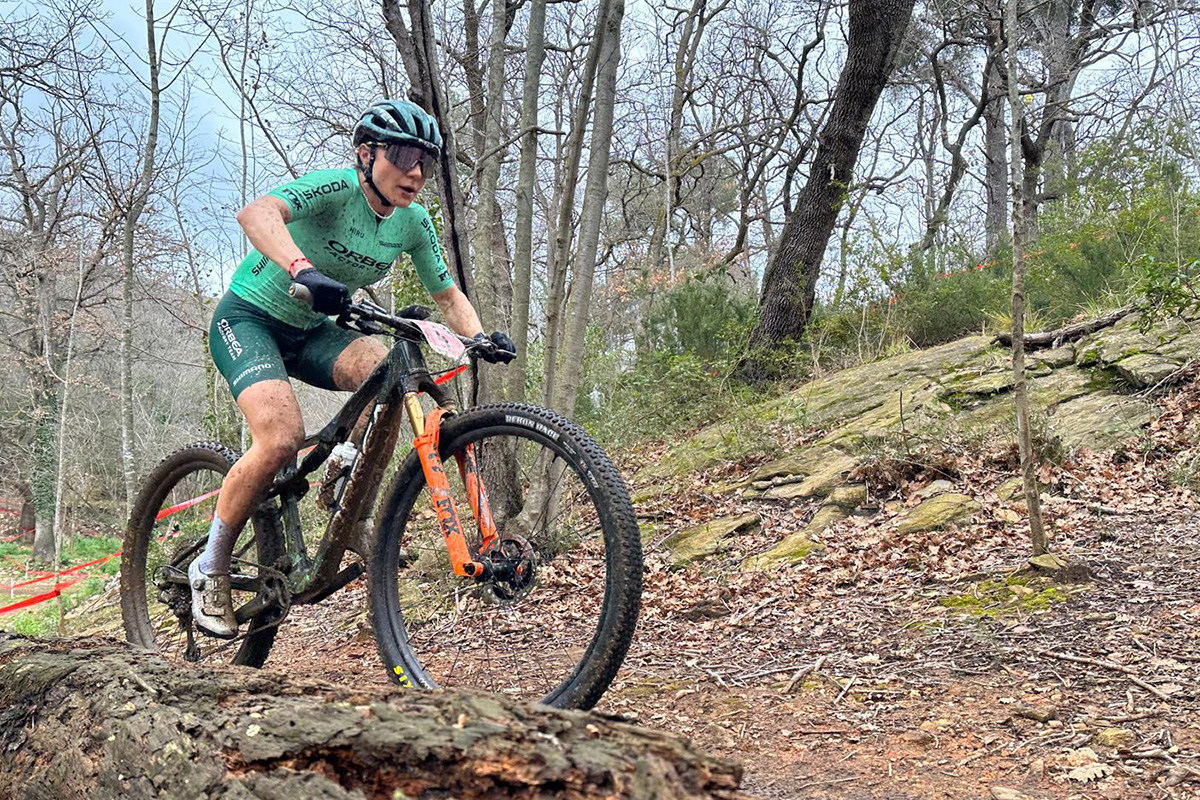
[369,403,642,709]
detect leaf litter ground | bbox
[168,381,1200,797]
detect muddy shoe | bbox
[188,560,239,640]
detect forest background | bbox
[2,0,1199,575]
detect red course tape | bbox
[0,483,223,615]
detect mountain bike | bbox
[120,293,642,709]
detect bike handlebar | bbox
[288,282,499,358]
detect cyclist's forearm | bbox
[432,286,484,338]
[237,197,309,277]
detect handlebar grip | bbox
[288,282,313,306]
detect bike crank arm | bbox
[408,398,489,579]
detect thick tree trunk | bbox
[30,391,57,564]
[983,55,1008,257]
[741,0,916,380]
[0,633,747,799]
[17,489,35,544]
[51,254,85,559]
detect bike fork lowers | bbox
[405,394,498,577]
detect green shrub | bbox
[576,275,756,447]
[10,605,58,637]
[62,534,123,565]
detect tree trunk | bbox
[30,268,58,564]
[507,0,549,404]
[119,0,165,520]
[0,633,747,799]
[1006,0,1048,558]
[541,0,611,408]
[51,250,86,563]
[741,0,916,380]
[383,0,475,295]
[470,0,513,403]
[648,0,710,276]
[983,51,1008,257]
[550,0,625,417]
[17,489,35,544]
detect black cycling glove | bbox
[474,331,517,364]
[293,268,350,315]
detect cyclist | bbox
[192,99,515,639]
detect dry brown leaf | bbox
[1067,763,1111,783]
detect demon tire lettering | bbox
[503,413,561,441]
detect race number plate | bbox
[412,319,466,360]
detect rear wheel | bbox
[369,403,642,710]
[121,442,283,666]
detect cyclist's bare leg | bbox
[334,336,389,439]
[333,335,388,391]
[191,379,303,638]
[216,379,305,532]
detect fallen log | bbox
[0,633,749,799]
[992,306,1136,350]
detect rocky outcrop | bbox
[663,513,761,567]
[635,311,1197,492]
[895,493,981,534]
[639,310,1198,568]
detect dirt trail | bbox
[264,506,1199,799]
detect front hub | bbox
[483,535,537,600]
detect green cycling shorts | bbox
[209,290,364,400]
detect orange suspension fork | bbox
[406,395,491,578]
[454,444,499,555]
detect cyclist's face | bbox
[359,143,427,207]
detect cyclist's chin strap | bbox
[356,147,393,209]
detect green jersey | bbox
[228,168,454,329]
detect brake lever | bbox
[335,309,387,336]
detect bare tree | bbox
[1004,0,1049,558]
[741,0,917,380]
[550,0,626,416]
[507,0,548,403]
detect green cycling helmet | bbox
[352,99,442,156]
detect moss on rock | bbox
[896,493,980,534]
[759,453,859,501]
[937,576,1070,618]
[825,484,869,510]
[742,505,844,570]
[1113,353,1180,389]
[663,512,761,567]
[1048,393,1155,450]
[994,477,1024,501]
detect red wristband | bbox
[289,257,313,275]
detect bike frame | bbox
[229,307,498,622]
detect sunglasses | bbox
[380,143,437,175]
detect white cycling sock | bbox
[196,515,240,575]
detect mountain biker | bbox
[192,99,516,639]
